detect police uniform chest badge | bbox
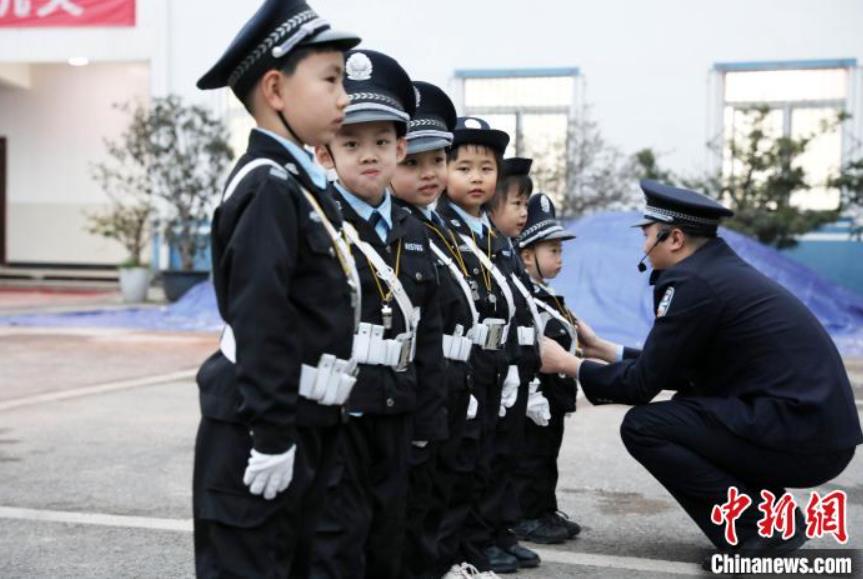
[346,52,373,81]
[657,287,675,317]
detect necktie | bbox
[369,210,388,242]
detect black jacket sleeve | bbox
[224,178,302,454]
[579,271,723,406]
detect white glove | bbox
[243,446,297,500]
[526,379,551,427]
[466,394,478,420]
[499,365,520,417]
[412,440,429,448]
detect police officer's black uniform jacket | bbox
[579,237,863,453]
[534,282,578,413]
[437,197,512,386]
[334,186,448,441]
[197,129,355,454]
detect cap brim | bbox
[407,136,451,155]
[543,230,577,242]
[631,217,660,228]
[301,28,361,51]
[344,109,409,126]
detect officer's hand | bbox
[243,446,296,500]
[575,319,619,362]
[540,338,580,376]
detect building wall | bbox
[0,63,149,264]
[1,0,862,265]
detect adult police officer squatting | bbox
[513,192,582,545]
[539,180,863,562]
[310,49,447,579]
[388,81,487,579]
[193,1,360,577]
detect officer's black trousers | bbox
[193,418,341,579]
[404,371,472,578]
[310,413,412,579]
[514,407,566,519]
[620,399,856,550]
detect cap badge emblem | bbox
[346,52,373,81]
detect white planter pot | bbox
[119,267,151,303]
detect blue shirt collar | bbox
[334,182,393,230]
[253,127,327,189]
[449,203,490,236]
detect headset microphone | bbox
[637,229,671,273]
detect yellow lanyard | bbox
[301,190,354,281]
[470,228,494,293]
[424,222,470,278]
[362,240,403,305]
[549,293,577,327]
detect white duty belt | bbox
[217,158,361,406]
[510,274,546,349]
[458,233,515,350]
[342,222,420,371]
[428,242,477,363]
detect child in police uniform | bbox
[514,193,582,544]
[436,117,524,574]
[310,50,446,579]
[480,158,548,570]
[193,1,361,577]
[389,82,489,579]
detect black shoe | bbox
[550,511,582,539]
[504,543,540,569]
[701,519,809,572]
[483,545,519,574]
[512,518,568,544]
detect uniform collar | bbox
[252,128,327,189]
[334,181,394,232]
[448,202,490,236]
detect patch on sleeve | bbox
[657,287,675,317]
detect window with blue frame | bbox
[456,68,580,198]
[711,59,859,211]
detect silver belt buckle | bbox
[395,333,413,372]
[483,319,506,350]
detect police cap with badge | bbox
[633,180,734,237]
[406,81,457,154]
[452,116,510,155]
[518,193,576,249]
[197,0,360,100]
[342,49,417,137]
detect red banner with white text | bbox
[0,0,135,27]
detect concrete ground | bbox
[0,322,860,578]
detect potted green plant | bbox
[88,108,158,303]
[145,96,233,301]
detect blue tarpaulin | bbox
[552,211,863,356]
[3,210,863,356]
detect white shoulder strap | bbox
[534,298,577,355]
[510,273,547,338]
[343,223,418,333]
[429,241,479,327]
[222,158,283,203]
[459,233,515,323]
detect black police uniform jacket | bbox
[495,235,542,383]
[334,187,447,442]
[396,199,477,402]
[579,237,863,453]
[196,130,356,453]
[534,282,578,413]
[437,197,512,389]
